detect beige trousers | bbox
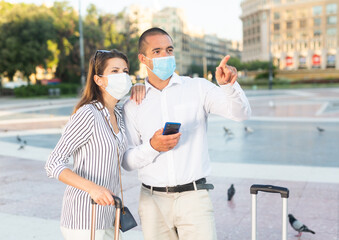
[138,186,217,240]
[60,226,121,240]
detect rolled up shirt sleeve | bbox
[45,106,95,179]
[201,79,251,121]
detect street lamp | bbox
[267,5,273,90]
[203,56,207,79]
[79,0,85,87]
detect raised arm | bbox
[202,55,251,121]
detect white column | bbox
[280,52,286,70]
[321,49,327,70]
[307,50,313,70]
[293,51,299,70]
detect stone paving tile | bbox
[1,154,339,239]
[1,89,338,239]
[0,120,67,131]
[3,154,338,239]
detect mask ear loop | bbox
[142,55,154,72]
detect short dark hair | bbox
[138,27,173,54]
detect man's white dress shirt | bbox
[122,73,251,187]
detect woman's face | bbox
[103,57,129,76]
[96,57,129,89]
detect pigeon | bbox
[18,144,25,150]
[316,126,324,132]
[268,100,275,108]
[244,126,254,133]
[16,135,22,142]
[223,127,233,136]
[227,184,235,201]
[288,214,315,237]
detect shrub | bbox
[13,83,80,97]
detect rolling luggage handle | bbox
[250,184,289,240]
[91,196,122,240]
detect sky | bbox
[8,0,243,41]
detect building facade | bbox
[241,0,339,70]
[124,6,241,77]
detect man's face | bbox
[144,34,174,61]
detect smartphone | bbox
[162,122,181,135]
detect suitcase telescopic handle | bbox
[91,195,122,209]
[250,184,289,198]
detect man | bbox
[122,27,251,240]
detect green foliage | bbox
[227,57,244,71]
[0,3,56,82]
[222,57,275,72]
[100,11,139,75]
[13,83,80,97]
[254,71,276,80]
[14,84,48,97]
[243,60,271,71]
[189,64,204,77]
[83,4,105,68]
[0,1,140,84]
[50,1,80,83]
[51,83,80,95]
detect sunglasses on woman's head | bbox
[94,50,111,63]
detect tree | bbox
[83,4,104,66]
[189,64,204,77]
[100,11,139,75]
[227,57,244,71]
[0,3,55,83]
[243,60,270,71]
[50,1,80,83]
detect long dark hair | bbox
[73,49,129,114]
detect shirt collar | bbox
[145,72,182,93]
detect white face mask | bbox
[100,73,132,100]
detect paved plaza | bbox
[0,88,338,240]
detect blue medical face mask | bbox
[144,55,176,80]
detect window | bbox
[314,30,322,37]
[286,21,293,29]
[312,6,322,16]
[274,23,280,31]
[299,9,307,18]
[327,28,337,35]
[327,16,337,25]
[286,10,293,19]
[274,33,280,40]
[327,55,336,67]
[314,18,321,26]
[274,12,280,20]
[287,32,293,39]
[300,19,307,28]
[300,32,308,38]
[274,0,281,4]
[326,4,337,14]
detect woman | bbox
[45,49,142,239]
